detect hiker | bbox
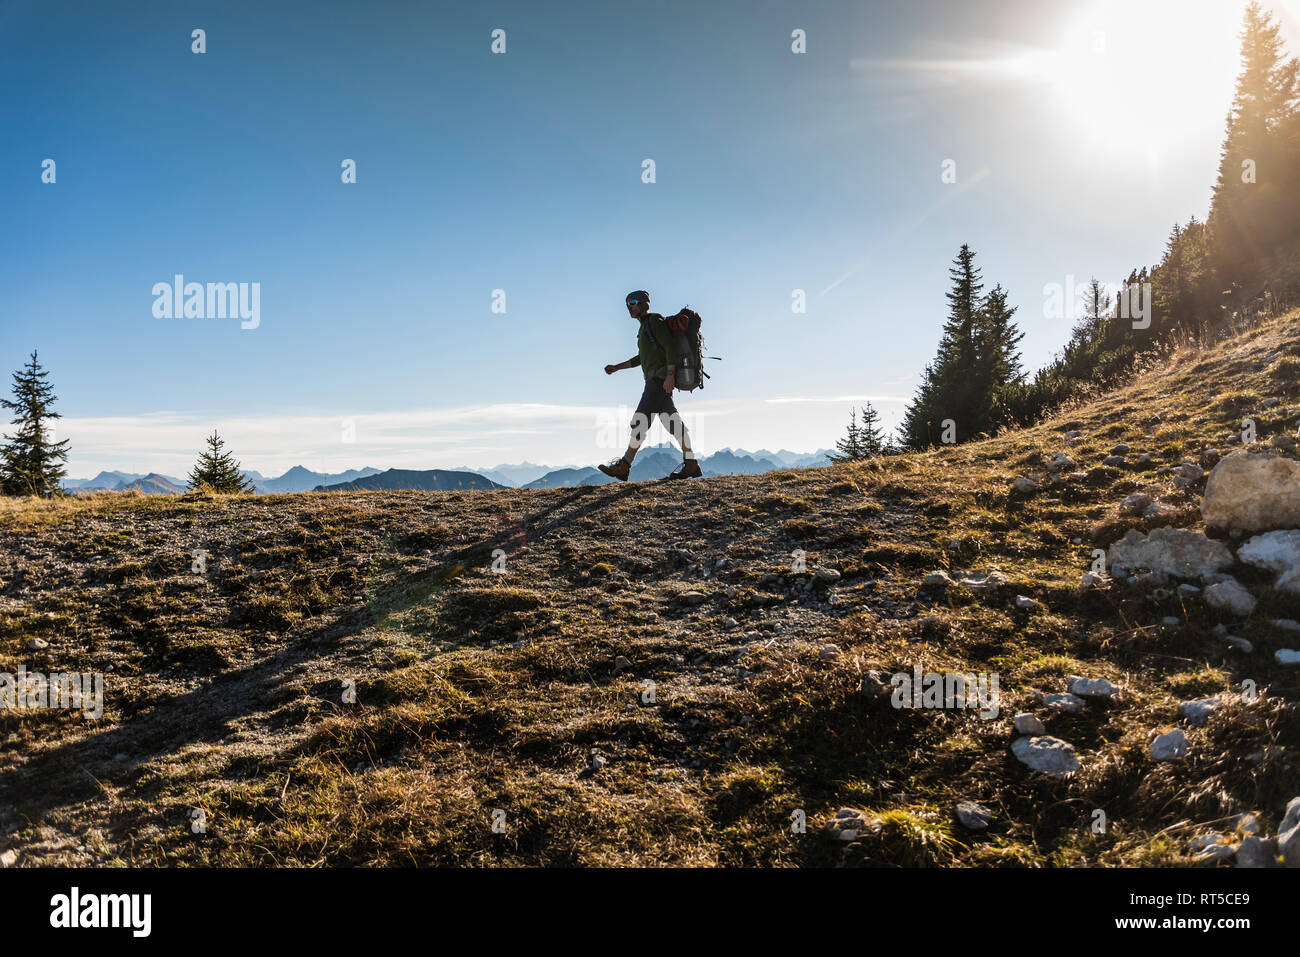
[598,290,702,481]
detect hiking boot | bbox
[665,459,702,480]
[597,457,632,481]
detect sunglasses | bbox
[626,299,643,306]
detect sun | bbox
[1037,0,1246,158]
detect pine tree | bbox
[857,402,885,454]
[977,284,1026,432]
[828,408,864,463]
[0,351,71,496]
[901,245,985,448]
[1209,1,1300,279]
[899,362,940,450]
[830,404,886,463]
[187,431,255,493]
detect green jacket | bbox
[628,312,677,381]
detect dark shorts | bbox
[632,374,679,426]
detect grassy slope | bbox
[1,309,1298,867]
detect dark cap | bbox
[625,290,649,304]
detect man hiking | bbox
[597,290,702,481]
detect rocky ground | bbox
[1,309,1299,867]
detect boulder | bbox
[1235,835,1278,868]
[1012,477,1039,493]
[1237,529,1300,596]
[923,570,953,588]
[1202,452,1300,536]
[1106,527,1234,581]
[1278,797,1300,868]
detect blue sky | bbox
[0,0,1279,476]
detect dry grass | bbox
[2,310,1299,866]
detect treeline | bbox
[0,351,254,496]
[837,1,1300,456]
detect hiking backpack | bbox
[665,307,717,392]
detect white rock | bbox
[1226,635,1254,652]
[1203,576,1258,616]
[1172,462,1204,488]
[1178,697,1222,727]
[1275,649,1300,666]
[1190,833,1226,852]
[1044,692,1086,714]
[819,644,841,659]
[1278,797,1300,868]
[959,570,1009,593]
[0,849,16,868]
[1011,735,1080,776]
[826,808,876,843]
[679,591,708,605]
[27,638,48,651]
[1012,477,1039,493]
[815,567,842,584]
[1235,835,1277,868]
[1237,529,1300,596]
[1081,571,1109,587]
[1014,712,1046,735]
[923,570,953,587]
[1202,452,1300,536]
[1106,526,1235,581]
[1048,452,1076,471]
[1150,729,1188,761]
[1014,595,1040,610]
[955,801,992,830]
[1273,618,1300,631]
[1067,676,1119,698]
[1142,503,1177,520]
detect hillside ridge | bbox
[2,308,1299,866]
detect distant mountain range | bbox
[62,447,832,495]
[315,468,504,492]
